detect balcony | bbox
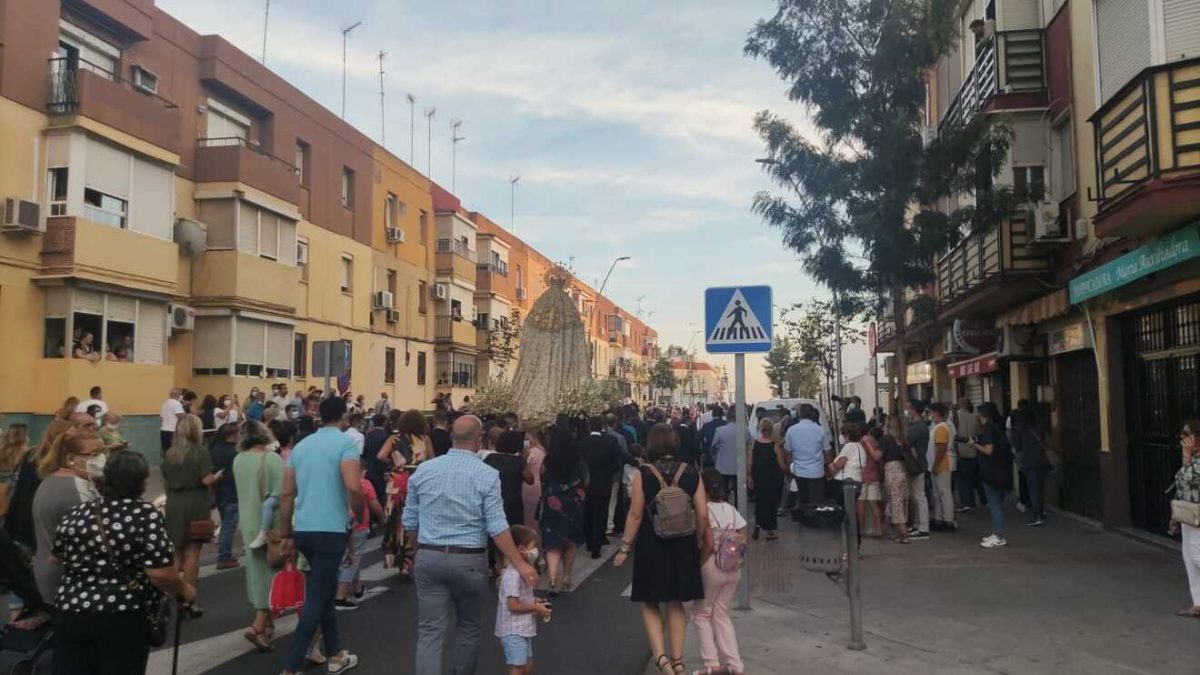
[1091,58,1200,239]
[191,250,299,315]
[936,213,1051,317]
[40,216,178,296]
[435,239,477,280]
[476,262,515,298]
[194,137,299,205]
[941,31,1047,131]
[46,57,180,153]
[434,315,477,348]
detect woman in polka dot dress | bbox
[51,450,195,674]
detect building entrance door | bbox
[1056,350,1102,520]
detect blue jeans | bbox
[982,483,1005,538]
[1022,466,1049,520]
[285,532,348,670]
[216,500,239,563]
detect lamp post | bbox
[599,256,631,296]
[509,175,520,233]
[451,119,465,193]
[341,21,361,119]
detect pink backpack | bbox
[712,506,744,572]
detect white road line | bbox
[621,583,632,598]
[538,545,618,592]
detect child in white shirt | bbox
[496,525,552,674]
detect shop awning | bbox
[995,289,1070,328]
[948,352,1000,379]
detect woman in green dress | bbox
[161,414,220,617]
[233,420,285,650]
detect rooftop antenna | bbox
[341,21,362,119]
[406,94,416,164]
[451,118,465,193]
[261,0,270,64]
[377,50,387,148]
[636,294,647,318]
[424,107,437,177]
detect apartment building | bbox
[874,0,1200,536]
[0,0,658,459]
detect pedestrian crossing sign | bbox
[704,286,772,354]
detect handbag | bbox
[1171,500,1200,527]
[92,500,172,647]
[187,518,215,543]
[257,454,287,570]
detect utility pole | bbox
[424,107,436,178]
[377,51,387,148]
[406,94,416,164]
[341,21,361,119]
[451,119,465,193]
[261,0,270,64]
[509,175,520,233]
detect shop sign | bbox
[948,352,999,379]
[948,319,997,355]
[1047,322,1093,356]
[1069,222,1200,304]
[906,361,933,384]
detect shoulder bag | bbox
[1171,500,1200,527]
[92,500,172,647]
[258,453,287,570]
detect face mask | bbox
[223,400,231,407]
[84,453,107,479]
[523,547,540,564]
[104,423,119,432]
[523,440,531,450]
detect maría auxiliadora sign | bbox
[1069,222,1200,304]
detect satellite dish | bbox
[174,218,207,258]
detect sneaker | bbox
[955,506,973,513]
[1028,518,1045,527]
[909,531,930,540]
[327,650,359,674]
[980,535,1007,549]
[335,599,359,611]
[1016,502,1028,513]
[247,530,268,550]
[306,642,326,665]
[354,586,365,600]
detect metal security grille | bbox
[1056,351,1102,520]
[1123,293,1200,535]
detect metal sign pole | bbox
[323,345,332,397]
[734,352,750,610]
[844,483,865,650]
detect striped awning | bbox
[995,289,1070,328]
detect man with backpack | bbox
[905,400,932,540]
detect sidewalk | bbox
[646,503,1199,674]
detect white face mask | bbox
[523,547,540,564]
[84,453,107,479]
[523,439,531,450]
[103,422,119,432]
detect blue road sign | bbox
[705,286,772,354]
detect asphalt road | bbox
[147,538,650,675]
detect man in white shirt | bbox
[160,388,185,451]
[76,386,108,425]
[272,383,290,410]
[344,412,366,455]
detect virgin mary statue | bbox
[510,276,591,418]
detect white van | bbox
[749,398,835,442]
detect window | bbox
[229,317,293,378]
[295,140,310,186]
[416,351,427,386]
[1012,166,1046,203]
[341,168,355,209]
[476,312,490,330]
[341,254,354,293]
[386,270,397,299]
[57,22,119,79]
[44,318,67,358]
[385,193,398,228]
[83,188,127,229]
[451,299,463,321]
[204,98,251,145]
[419,210,429,244]
[294,332,308,378]
[418,281,428,314]
[1050,121,1076,202]
[297,239,310,282]
[44,288,164,363]
[47,168,68,216]
[385,347,396,384]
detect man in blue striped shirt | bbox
[403,414,538,675]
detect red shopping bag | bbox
[269,561,305,617]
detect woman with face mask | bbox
[31,428,105,605]
[98,412,130,454]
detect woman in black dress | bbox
[485,430,534,526]
[540,424,587,595]
[749,417,786,540]
[614,423,710,675]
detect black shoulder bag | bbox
[91,500,172,647]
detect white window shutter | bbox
[192,316,232,369]
[266,323,293,371]
[135,301,166,364]
[107,295,136,322]
[237,201,259,254]
[1164,0,1200,62]
[1096,0,1152,102]
[236,318,266,365]
[73,289,104,315]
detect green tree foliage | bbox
[746,0,1012,413]
[764,337,821,399]
[650,355,678,400]
[779,301,864,423]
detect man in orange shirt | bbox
[928,403,957,532]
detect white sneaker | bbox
[1016,502,1028,513]
[980,535,1007,549]
[327,650,359,673]
[247,530,268,550]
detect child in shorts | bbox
[495,525,552,674]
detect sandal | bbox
[243,626,274,652]
[561,575,572,591]
[672,658,686,673]
[1176,606,1200,617]
[892,535,910,544]
[655,655,671,673]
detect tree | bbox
[765,336,822,399]
[780,301,864,425]
[649,356,678,403]
[487,307,522,379]
[746,0,1011,419]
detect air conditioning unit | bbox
[1030,201,1067,242]
[386,309,400,324]
[385,227,405,244]
[296,242,309,265]
[2,197,42,234]
[997,324,1036,358]
[430,283,449,301]
[921,126,937,148]
[372,290,393,310]
[169,304,195,332]
[516,287,527,301]
[132,66,159,95]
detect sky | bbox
[159,0,871,400]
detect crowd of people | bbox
[1,381,1196,675]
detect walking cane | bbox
[171,599,184,675]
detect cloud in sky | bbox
[159,0,869,399]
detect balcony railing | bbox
[46,57,180,152]
[436,238,476,262]
[194,136,299,204]
[1092,57,1200,221]
[476,262,509,277]
[936,213,1049,307]
[941,31,1045,130]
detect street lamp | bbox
[599,256,631,296]
[340,21,362,119]
[509,175,520,233]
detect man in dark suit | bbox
[363,413,390,503]
[429,410,452,457]
[699,406,727,469]
[581,416,622,558]
[676,410,700,466]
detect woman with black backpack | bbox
[613,423,711,675]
